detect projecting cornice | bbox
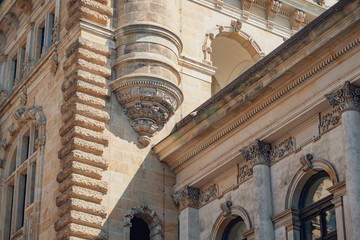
[153,0,360,171]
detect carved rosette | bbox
[111,77,183,146]
[326,81,360,112]
[240,139,271,165]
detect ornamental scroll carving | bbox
[110,78,183,146]
[319,107,341,133]
[326,81,360,112]
[240,139,271,165]
[173,186,200,211]
[237,163,253,183]
[270,137,294,163]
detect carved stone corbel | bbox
[3,13,19,31]
[291,10,306,33]
[300,153,313,172]
[240,139,272,166]
[242,0,255,19]
[267,0,281,29]
[16,0,33,15]
[172,186,200,211]
[215,0,224,9]
[220,201,233,216]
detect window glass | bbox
[222,217,246,240]
[303,176,332,208]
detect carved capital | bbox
[110,77,183,146]
[241,139,271,165]
[172,186,200,211]
[326,81,360,112]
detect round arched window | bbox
[222,217,247,240]
[299,171,337,240]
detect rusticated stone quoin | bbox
[55,0,112,238]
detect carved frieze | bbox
[319,107,341,133]
[199,184,218,205]
[267,0,281,29]
[111,79,183,146]
[241,139,271,165]
[215,0,224,9]
[173,186,200,211]
[237,163,253,183]
[326,81,360,112]
[270,137,294,163]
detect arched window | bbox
[299,171,337,240]
[130,216,150,240]
[222,216,247,240]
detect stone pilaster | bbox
[241,140,274,240]
[326,81,360,238]
[55,1,113,239]
[173,186,200,240]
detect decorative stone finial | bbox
[326,81,360,112]
[111,77,183,146]
[240,139,271,165]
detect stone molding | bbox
[326,81,360,112]
[241,139,271,166]
[272,208,300,231]
[168,36,360,171]
[124,205,163,239]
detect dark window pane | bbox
[130,217,150,240]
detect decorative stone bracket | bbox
[110,77,183,146]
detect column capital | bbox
[326,81,360,112]
[241,139,271,165]
[172,186,200,211]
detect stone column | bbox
[173,186,200,240]
[241,140,274,240]
[326,81,360,238]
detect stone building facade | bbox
[0,0,357,239]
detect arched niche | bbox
[202,21,265,95]
[124,205,163,240]
[211,202,252,240]
[285,157,339,210]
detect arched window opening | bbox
[130,216,150,240]
[211,36,255,95]
[222,217,247,240]
[299,171,337,240]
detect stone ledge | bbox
[63,80,110,101]
[55,210,103,231]
[60,115,106,135]
[64,58,111,78]
[58,173,108,193]
[61,125,108,146]
[56,187,103,206]
[63,70,107,90]
[68,0,112,18]
[59,198,106,218]
[62,103,110,124]
[60,150,108,170]
[66,6,109,29]
[65,47,108,67]
[58,137,105,158]
[57,161,104,182]
[61,92,106,113]
[67,37,111,58]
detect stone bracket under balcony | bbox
[110,75,183,146]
